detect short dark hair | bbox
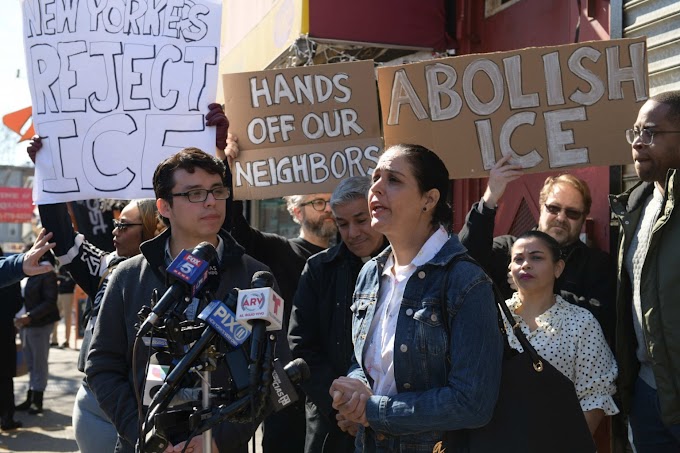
[387,144,452,229]
[515,230,562,262]
[651,90,680,124]
[152,147,226,226]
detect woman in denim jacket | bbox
[330,144,504,452]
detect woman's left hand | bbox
[330,376,372,426]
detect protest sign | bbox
[0,188,34,223]
[23,0,222,203]
[377,37,648,178]
[223,60,383,199]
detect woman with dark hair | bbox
[330,144,503,452]
[505,230,618,435]
[14,250,59,415]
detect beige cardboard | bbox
[377,37,648,179]
[223,60,383,199]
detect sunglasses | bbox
[113,220,143,231]
[544,204,583,220]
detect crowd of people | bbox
[1,90,680,453]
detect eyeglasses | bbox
[544,204,584,221]
[171,186,231,203]
[625,128,680,146]
[113,220,143,231]
[300,198,330,211]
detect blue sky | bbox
[0,0,33,166]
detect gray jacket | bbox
[86,228,273,452]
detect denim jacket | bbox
[348,235,503,453]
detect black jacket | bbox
[459,200,615,337]
[288,240,387,453]
[39,201,122,372]
[229,201,325,361]
[86,228,274,453]
[23,271,59,328]
[0,281,22,378]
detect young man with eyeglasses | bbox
[86,147,274,453]
[213,127,336,453]
[459,154,614,337]
[610,90,680,452]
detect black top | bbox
[459,200,615,338]
[228,201,326,325]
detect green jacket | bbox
[609,169,680,425]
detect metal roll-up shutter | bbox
[623,0,680,95]
[617,0,680,192]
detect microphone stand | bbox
[202,368,212,453]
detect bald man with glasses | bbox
[459,155,614,337]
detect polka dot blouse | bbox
[503,294,619,415]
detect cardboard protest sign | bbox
[377,37,648,178]
[223,60,383,200]
[23,0,222,203]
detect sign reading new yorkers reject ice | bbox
[22,0,222,203]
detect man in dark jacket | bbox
[610,90,680,451]
[86,148,274,453]
[458,157,614,337]
[219,130,336,453]
[289,176,387,453]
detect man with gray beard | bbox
[227,192,336,453]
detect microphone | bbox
[270,358,311,412]
[235,271,283,392]
[143,351,174,406]
[146,289,248,414]
[137,242,217,338]
[235,271,284,331]
[197,289,251,348]
[235,271,283,366]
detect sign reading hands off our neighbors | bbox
[23,0,222,204]
[223,60,383,200]
[378,37,648,178]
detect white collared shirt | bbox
[364,227,449,396]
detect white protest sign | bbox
[23,0,222,203]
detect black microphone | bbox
[269,358,311,412]
[137,242,217,338]
[283,358,311,384]
[146,288,247,416]
[243,271,276,365]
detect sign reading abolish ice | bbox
[223,60,383,200]
[377,37,648,178]
[22,0,222,203]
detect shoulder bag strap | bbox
[438,253,544,372]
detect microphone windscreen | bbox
[250,270,275,288]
